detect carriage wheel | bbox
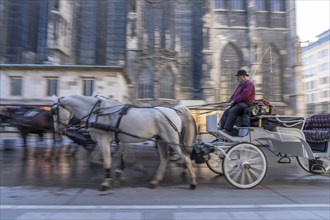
[223,142,267,189]
[206,152,223,175]
[296,156,330,175]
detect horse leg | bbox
[88,144,103,165]
[115,148,125,178]
[54,132,63,161]
[34,133,44,158]
[149,142,169,188]
[114,143,148,182]
[21,132,28,160]
[175,147,197,190]
[93,132,112,191]
[69,143,80,158]
[47,132,59,162]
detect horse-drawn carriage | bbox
[190,101,330,189]
[50,95,329,191]
[1,95,328,190]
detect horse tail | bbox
[175,105,197,148]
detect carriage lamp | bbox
[257,101,265,114]
[252,100,272,116]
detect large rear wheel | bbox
[223,143,267,189]
[206,152,223,175]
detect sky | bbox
[296,0,330,42]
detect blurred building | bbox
[74,0,127,66]
[0,64,130,105]
[0,0,304,115]
[0,0,49,64]
[301,29,330,114]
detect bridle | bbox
[51,99,102,135]
[51,102,73,135]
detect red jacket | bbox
[230,80,255,105]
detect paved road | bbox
[0,138,329,220]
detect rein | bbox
[86,99,102,124]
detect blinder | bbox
[51,102,73,135]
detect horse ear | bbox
[51,94,59,103]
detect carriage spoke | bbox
[240,170,246,184]
[231,166,244,183]
[249,166,262,177]
[247,157,264,165]
[226,162,241,175]
[245,169,255,184]
[224,143,267,189]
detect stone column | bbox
[201,7,215,102]
[287,0,305,115]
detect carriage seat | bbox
[234,100,273,136]
[236,100,273,126]
[236,105,254,127]
[233,105,254,136]
[303,114,330,152]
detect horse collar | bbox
[86,99,102,123]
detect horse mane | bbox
[61,95,97,107]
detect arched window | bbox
[220,43,243,100]
[137,69,153,99]
[159,68,175,99]
[262,45,282,102]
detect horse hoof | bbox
[115,170,122,178]
[149,182,158,189]
[99,186,109,191]
[190,184,197,190]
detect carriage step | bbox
[277,157,291,163]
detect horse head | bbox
[51,94,104,135]
[52,95,73,135]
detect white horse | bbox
[52,95,197,190]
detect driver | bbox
[219,69,255,135]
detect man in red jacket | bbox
[219,69,255,134]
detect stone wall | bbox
[0,65,130,106]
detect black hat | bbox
[235,70,249,76]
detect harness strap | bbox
[86,99,102,124]
[114,105,132,144]
[88,104,137,144]
[154,108,183,146]
[88,105,187,147]
[88,122,148,140]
